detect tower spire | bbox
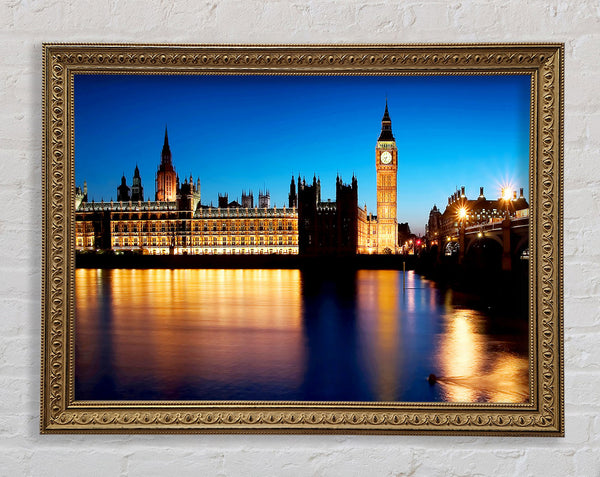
[378,100,394,141]
[161,125,172,167]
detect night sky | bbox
[74,74,531,235]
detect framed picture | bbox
[41,43,563,434]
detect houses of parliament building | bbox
[75,104,400,256]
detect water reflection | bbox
[356,270,400,401]
[75,268,529,402]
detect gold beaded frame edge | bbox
[41,43,564,435]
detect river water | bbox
[75,268,529,403]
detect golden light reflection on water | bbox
[437,290,529,403]
[356,270,400,402]
[437,308,486,402]
[76,269,304,399]
[76,268,528,402]
[356,271,528,403]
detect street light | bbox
[501,185,513,218]
[501,187,513,202]
[500,185,514,271]
[456,205,469,265]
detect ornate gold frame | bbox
[41,43,563,434]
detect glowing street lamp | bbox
[456,205,469,265]
[501,185,514,218]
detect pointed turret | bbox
[288,175,297,208]
[161,125,173,167]
[378,100,395,141]
[155,125,177,201]
[117,173,130,202]
[131,164,144,201]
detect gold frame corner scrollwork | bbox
[41,43,564,435]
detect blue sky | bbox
[74,74,530,235]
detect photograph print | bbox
[74,72,532,404]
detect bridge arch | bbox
[463,237,503,271]
[465,233,503,254]
[514,235,528,255]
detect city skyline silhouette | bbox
[74,73,530,234]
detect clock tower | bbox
[376,101,398,254]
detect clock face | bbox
[381,151,392,164]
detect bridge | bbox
[434,216,529,272]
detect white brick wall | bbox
[1,1,598,475]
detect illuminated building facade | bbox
[76,129,298,255]
[76,102,401,257]
[425,185,529,243]
[76,200,298,255]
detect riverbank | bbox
[76,251,418,271]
